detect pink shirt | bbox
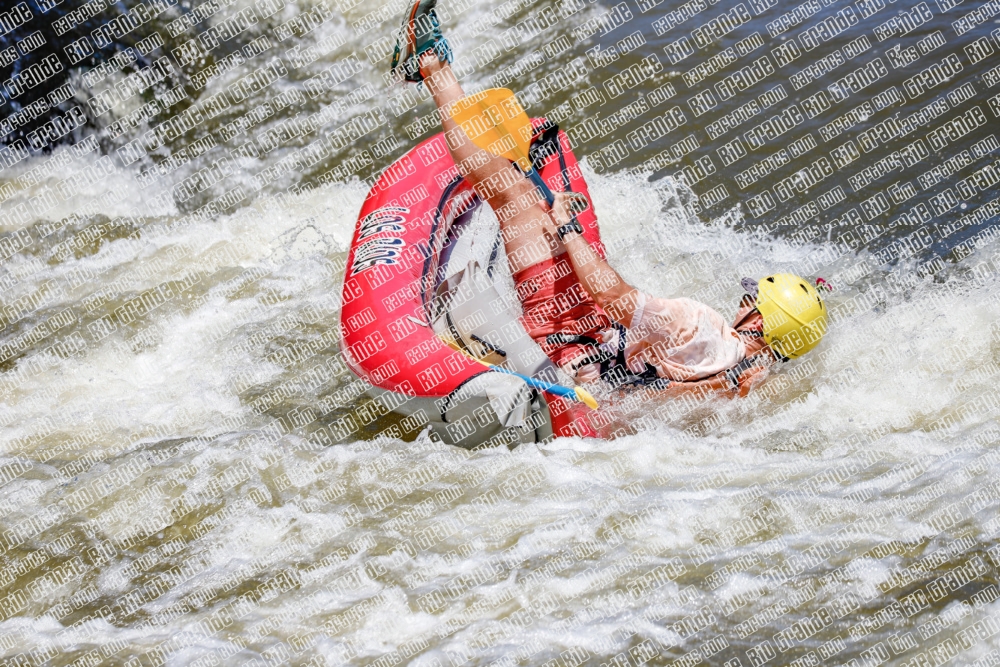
[622,292,746,382]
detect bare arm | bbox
[544,194,641,328]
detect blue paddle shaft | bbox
[524,167,555,206]
[487,364,576,401]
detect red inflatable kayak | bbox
[339,120,605,448]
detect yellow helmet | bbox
[755,273,828,360]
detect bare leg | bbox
[420,53,565,274]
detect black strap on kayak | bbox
[529,120,561,172]
[469,334,506,357]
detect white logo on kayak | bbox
[359,218,405,239]
[351,237,406,275]
[359,206,408,239]
[352,206,409,275]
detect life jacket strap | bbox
[548,323,667,388]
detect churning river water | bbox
[2,0,1000,664]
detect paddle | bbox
[441,336,599,410]
[448,88,556,206]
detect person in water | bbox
[391,0,828,397]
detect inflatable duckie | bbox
[339,121,606,448]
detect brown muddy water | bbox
[2,0,1000,664]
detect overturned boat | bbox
[339,122,608,448]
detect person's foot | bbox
[390,0,452,83]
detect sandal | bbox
[390,0,452,83]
